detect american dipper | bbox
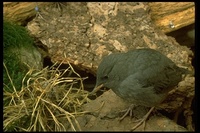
[91,48,190,130]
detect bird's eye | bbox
[101,75,108,80]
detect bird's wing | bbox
[139,64,183,94]
[117,73,166,107]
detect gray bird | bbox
[91,48,190,130]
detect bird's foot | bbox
[130,106,155,131]
[119,104,136,121]
[119,105,155,131]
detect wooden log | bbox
[148,2,195,33]
[3,2,50,25]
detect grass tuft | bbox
[3,61,91,131]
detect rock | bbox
[76,90,188,131]
[27,2,194,73]
[13,47,43,70]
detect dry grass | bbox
[3,61,91,131]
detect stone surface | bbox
[27,2,193,73]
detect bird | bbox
[90,48,191,131]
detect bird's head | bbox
[90,54,118,95]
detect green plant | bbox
[3,21,34,93]
[3,21,34,49]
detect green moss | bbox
[3,21,34,93]
[3,21,34,49]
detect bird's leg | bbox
[130,106,155,131]
[119,104,136,121]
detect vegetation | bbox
[3,62,90,131]
[3,21,34,93]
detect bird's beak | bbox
[90,84,104,95]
